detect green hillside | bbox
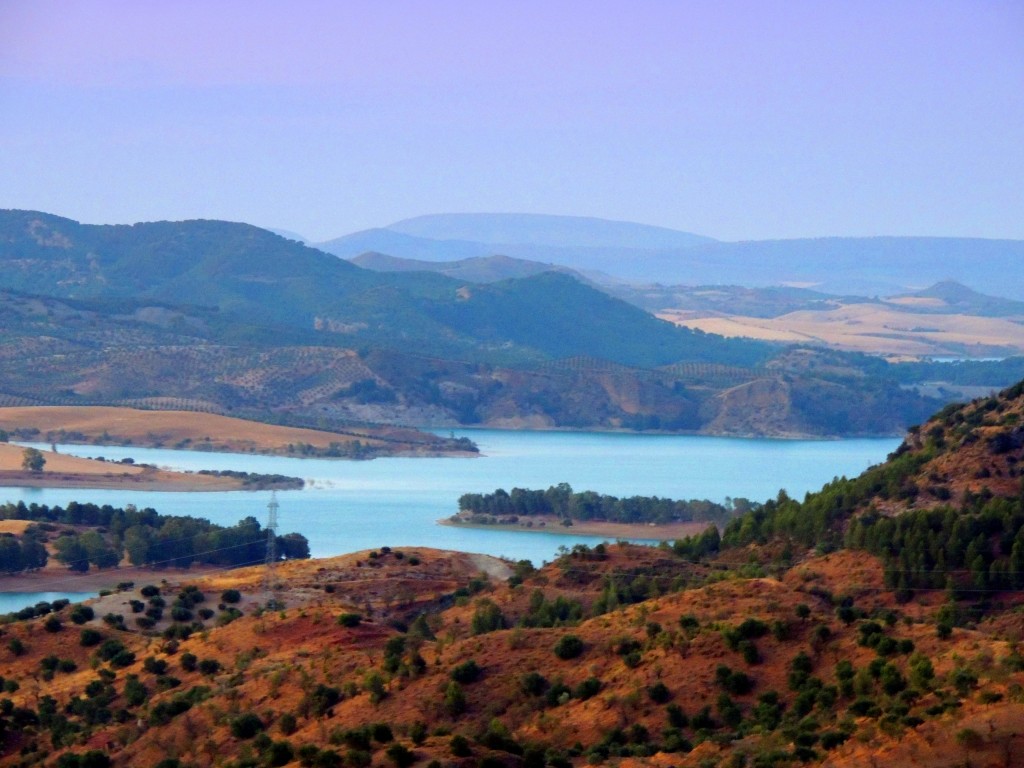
[0,210,767,368]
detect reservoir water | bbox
[7,430,899,570]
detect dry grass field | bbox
[0,443,148,476]
[0,442,240,491]
[659,302,1024,357]
[0,405,392,453]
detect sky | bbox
[0,0,1021,242]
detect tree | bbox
[21,447,45,472]
[277,533,310,560]
[0,537,22,573]
[54,535,90,572]
[80,531,120,569]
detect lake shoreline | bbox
[0,467,245,492]
[0,430,900,573]
[0,405,477,462]
[439,514,709,542]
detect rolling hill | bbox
[3,384,1024,767]
[350,253,581,284]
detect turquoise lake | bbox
[6,430,899,572]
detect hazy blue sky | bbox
[1,0,1021,242]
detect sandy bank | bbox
[0,443,241,491]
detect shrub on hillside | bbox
[553,634,584,660]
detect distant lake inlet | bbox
[8,430,899,567]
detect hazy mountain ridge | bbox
[385,212,715,249]
[350,252,583,284]
[347,244,1024,358]
[317,213,1024,299]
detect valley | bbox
[5,7,1020,767]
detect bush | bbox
[279,712,298,735]
[666,703,688,729]
[170,606,192,622]
[230,712,265,739]
[553,634,584,660]
[444,682,467,717]
[110,649,136,668]
[407,721,427,746]
[383,743,417,768]
[56,751,111,768]
[450,734,471,757]
[450,660,481,684]
[715,665,754,695]
[180,652,198,672]
[124,676,147,707]
[471,599,505,634]
[622,650,643,668]
[70,606,95,626]
[43,616,62,633]
[739,639,760,665]
[266,741,295,768]
[575,677,603,700]
[338,613,362,628]
[156,675,181,690]
[520,671,549,696]
[198,659,222,676]
[221,589,241,604]
[143,657,168,675]
[80,628,103,647]
[647,681,672,703]
[305,684,341,717]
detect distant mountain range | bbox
[343,250,1024,357]
[0,209,758,369]
[314,213,1024,299]
[2,208,1022,437]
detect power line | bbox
[264,491,280,605]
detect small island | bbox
[445,483,756,540]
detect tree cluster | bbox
[0,530,48,573]
[458,484,753,525]
[0,501,309,572]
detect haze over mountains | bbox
[315,213,1024,299]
